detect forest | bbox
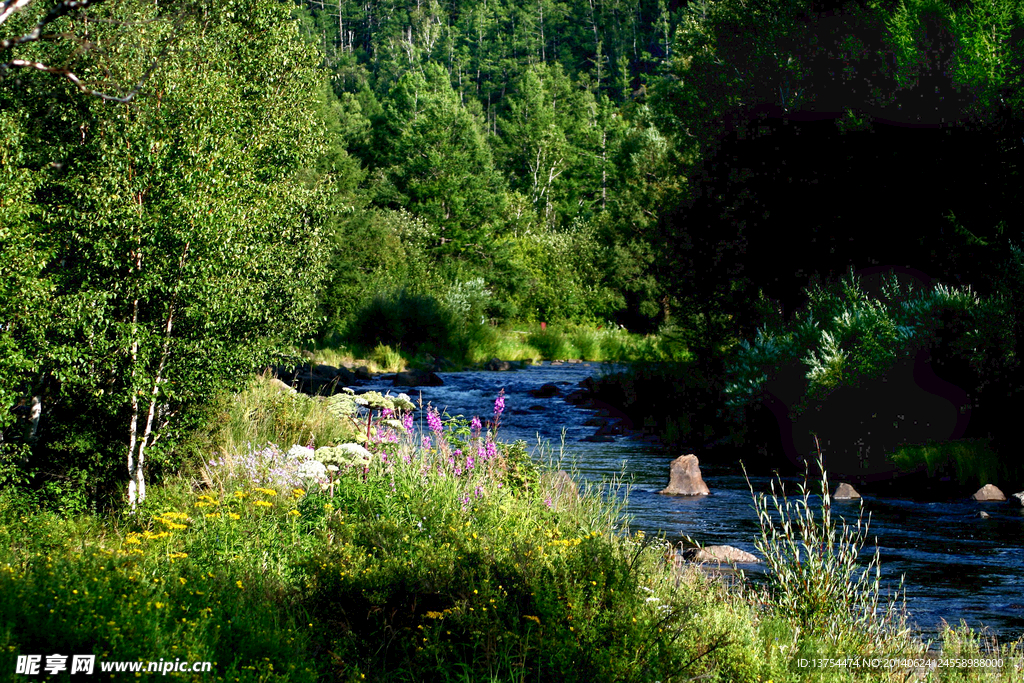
[1,0,1024,679]
[3,0,1023,506]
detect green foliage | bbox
[346,288,466,359]
[887,438,1021,488]
[370,63,507,256]
[724,272,1016,414]
[746,450,909,647]
[200,376,362,460]
[1,0,336,509]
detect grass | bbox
[887,439,1019,489]
[1,382,1021,681]
[305,322,687,370]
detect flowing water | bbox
[354,361,1024,641]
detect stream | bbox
[353,361,1024,641]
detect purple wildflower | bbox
[454,466,463,476]
[382,407,395,419]
[474,484,484,498]
[545,497,553,510]
[485,441,497,460]
[470,416,482,432]
[421,436,433,450]
[402,413,414,433]
[466,456,475,470]
[493,390,505,423]
[427,407,443,435]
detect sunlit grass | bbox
[2,385,1018,681]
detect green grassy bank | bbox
[0,378,1021,682]
[308,322,689,373]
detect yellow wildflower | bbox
[169,552,188,560]
[124,537,141,545]
[292,488,305,498]
[233,491,249,499]
[253,501,273,507]
[288,510,300,516]
[425,611,444,619]
[236,581,243,590]
[158,512,189,520]
[254,488,277,496]
[205,513,221,519]
[228,513,240,520]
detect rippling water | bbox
[355,361,1024,640]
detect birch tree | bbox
[4,0,332,508]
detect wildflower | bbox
[524,615,541,624]
[402,413,414,433]
[253,501,273,508]
[288,510,300,517]
[474,485,484,498]
[425,611,444,619]
[382,407,395,419]
[427,407,443,435]
[421,436,432,450]
[292,488,305,497]
[205,513,221,519]
[493,389,505,424]
[470,416,482,432]
[234,491,249,499]
[485,441,497,460]
[545,497,553,510]
[170,552,187,560]
[454,466,463,477]
[124,537,141,545]
[254,487,277,496]
[236,581,243,590]
[465,456,475,470]
[228,513,240,520]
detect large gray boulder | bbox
[833,483,861,500]
[972,484,1006,501]
[683,545,760,564]
[484,358,514,371]
[658,454,710,496]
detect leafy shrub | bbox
[725,271,1015,414]
[346,288,466,359]
[526,327,576,359]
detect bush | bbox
[346,288,466,359]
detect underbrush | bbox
[0,386,1019,681]
[887,439,1018,489]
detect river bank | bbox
[286,360,1024,641]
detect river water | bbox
[354,361,1024,641]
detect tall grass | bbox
[201,374,361,459]
[746,437,911,651]
[888,439,1016,489]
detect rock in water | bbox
[972,484,1006,501]
[658,454,710,496]
[833,483,861,500]
[1011,492,1024,507]
[684,545,760,564]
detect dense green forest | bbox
[3,0,1024,507]
[4,1,1024,680]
